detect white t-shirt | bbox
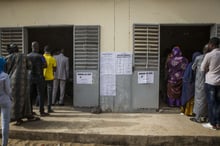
[201,48,220,85]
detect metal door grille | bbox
[0,28,23,56]
[133,24,159,70]
[217,24,220,38]
[74,26,100,70]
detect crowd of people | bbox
[166,37,220,130]
[0,41,69,146]
[0,37,219,145]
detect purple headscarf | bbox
[167,47,188,83]
[172,46,182,57]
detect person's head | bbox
[55,48,64,55]
[32,41,39,52]
[7,43,19,54]
[44,45,51,53]
[60,48,64,53]
[0,57,6,73]
[208,37,220,51]
[172,46,182,57]
[203,44,210,54]
[192,52,201,62]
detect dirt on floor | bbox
[6,139,121,146]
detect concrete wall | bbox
[0,0,220,53]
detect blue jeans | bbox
[0,101,11,146]
[205,83,220,126]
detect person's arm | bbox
[66,58,69,79]
[53,58,57,73]
[201,54,209,73]
[4,74,12,99]
[41,56,47,68]
[192,57,199,71]
[26,56,32,70]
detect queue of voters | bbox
[0,41,69,146]
[165,37,220,130]
[0,37,220,145]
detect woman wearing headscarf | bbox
[180,51,201,116]
[166,46,188,107]
[0,57,11,146]
[190,45,210,122]
[5,43,40,125]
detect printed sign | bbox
[76,72,93,84]
[138,71,154,84]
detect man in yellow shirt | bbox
[43,45,56,113]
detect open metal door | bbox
[0,28,24,56]
[132,24,160,110]
[73,25,100,107]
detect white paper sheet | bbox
[116,53,132,75]
[100,52,116,96]
[100,75,116,96]
[76,72,93,84]
[101,52,115,75]
[138,71,154,84]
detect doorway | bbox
[27,26,73,105]
[159,25,211,107]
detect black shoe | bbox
[59,103,64,106]
[27,116,40,122]
[40,112,49,116]
[190,118,201,123]
[14,119,24,126]
[48,109,54,113]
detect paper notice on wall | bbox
[101,52,115,75]
[76,72,93,84]
[138,71,154,84]
[116,53,132,75]
[100,52,116,96]
[100,74,116,96]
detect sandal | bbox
[27,116,40,122]
[14,119,23,126]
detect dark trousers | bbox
[45,80,53,112]
[30,76,45,114]
[205,83,220,126]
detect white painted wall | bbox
[0,0,220,52]
[130,0,220,24]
